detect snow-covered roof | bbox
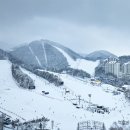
[124,61,130,65]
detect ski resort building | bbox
[104,61,121,78]
[122,62,130,76]
[77,121,105,130]
[125,85,130,99]
[104,58,130,78]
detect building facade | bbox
[122,62,130,76]
[105,61,121,78]
[77,121,104,130]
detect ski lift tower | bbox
[78,95,81,105]
[88,94,92,107]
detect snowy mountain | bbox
[10,39,98,75]
[43,40,82,60]
[0,59,130,130]
[1,40,129,130]
[10,40,69,70]
[85,50,117,61]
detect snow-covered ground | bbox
[53,46,99,76]
[0,60,130,130]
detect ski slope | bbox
[28,46,42,67]
[0,60,130,130]
[53,46,99,76]
[42,41,48,67]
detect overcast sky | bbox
[0,0,130,56]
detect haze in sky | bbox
[0,0,130,56]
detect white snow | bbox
[42,41,48,67]
[0,60,130,130]
[28,46,42,67]
[53,46,99,76]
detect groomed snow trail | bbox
[42,41,48,67]
[28,46,42,67]
[52,46,99,75]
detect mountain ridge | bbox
[85,50,117,61]
[10,39,84,70]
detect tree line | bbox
[12,64,35,89]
